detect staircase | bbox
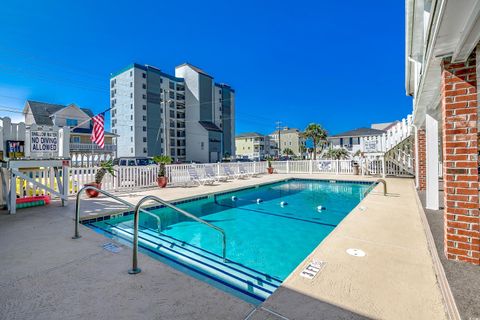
[383,135,415,176]
[362,115,415,177]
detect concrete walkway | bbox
[0,174,449,319]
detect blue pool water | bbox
[86,179,371,303]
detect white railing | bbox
[359,114,413,153]
[11,159,414,199]
[70,143,117,152]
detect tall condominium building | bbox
[110,63,235,163]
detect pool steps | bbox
[90,220,281,302]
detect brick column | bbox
[417,129,427,190]
[441,52,480,265]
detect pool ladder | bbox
[363,179,387,198]
[73,186,162,238]
[73,186,227,275]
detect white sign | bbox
[364,141,378,153]
[299,260,325,280]
[30,131,58,153]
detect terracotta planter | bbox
[157,176,168,188]
[267,167,274,174]
[84,183,101,198]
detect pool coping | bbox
[79,177,375,225]
[259,177,451,319]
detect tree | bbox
[302,123,328,160]
[299,144,307,159]
[323,148,350,160]
[283,148,295,156]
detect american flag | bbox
[90,113,105,149]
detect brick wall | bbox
[441,51,480,265]
[417,129,426,190]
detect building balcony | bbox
[70,143,117,152]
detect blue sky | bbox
[0,0,411,135]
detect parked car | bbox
[113,157,155,166]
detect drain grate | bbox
[346,248,366,257]
[102,242,122,253]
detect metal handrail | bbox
[363,179,387,197]
[73,186,161,239]
[129,195,227,275]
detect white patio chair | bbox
[204,165,228,182]
[187,167,215,185]
[223,165,244,179]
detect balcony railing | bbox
[70,143,117,152]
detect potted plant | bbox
[153,155,172,188]
[266,157,274,174]
[84,160,115,198]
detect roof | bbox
[269,128,301,135]
[198,121,222,132]
[24,100,94,126]
[176,63,213,78]
[236,132,264,138]
[329,127,386,138]
[371,121,399,131]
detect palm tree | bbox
[299,144,307,159]
[323,148,350,160]
[283,148,295,157]
[302,123,328,160]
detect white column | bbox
[426,114,439,210]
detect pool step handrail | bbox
[129,195,227,274]
[73,185,162,239]
[363,179,387,198]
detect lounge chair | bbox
[204,165,229,182]
[238,163,259,177]
[223,165,244,179]
[187,167,215,185]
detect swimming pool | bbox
[84,179,372,303]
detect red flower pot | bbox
[267,167,274,174]
[157,176,168,188]
[84,183,101,198]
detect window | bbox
[143,126,147,132]
[169,81,175,89]
[111,79,115,88]
[142,105,147,110]
[66,118,78,126]
[142,94,146,99]
[142,84,146,89]
[70,136,80,143]
[130,71,133,77]
[130,126,133,131]
[130,147,133,153]
[201,142,204,150]
[143,115,146,121]
[130,82,133,87]
[142,73,146,78]
[131,104,133,109]
[130,115,133,120]
[130,93,133,98]
[131,137,133,142]
[143,137,147,142]
[143,148,147,153]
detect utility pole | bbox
[275,121,282,158]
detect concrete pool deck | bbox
[0,174,451,319]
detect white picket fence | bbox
[10,159,410,199]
